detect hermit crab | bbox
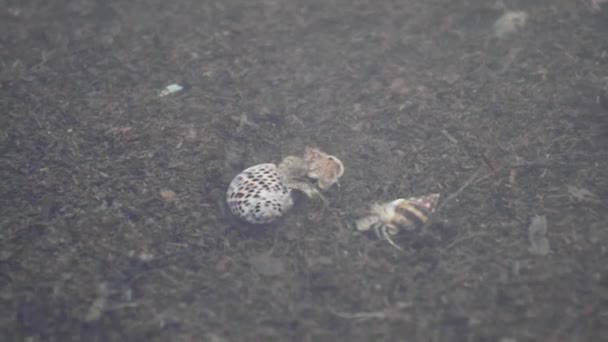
[226,147,344,224]
[354,193,440,250]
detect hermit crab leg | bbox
[307,186,329,205]
[381,228,404,251]
[372,224,403,251]
[284,179,328,204]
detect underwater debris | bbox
[528,215,551,256]
[565,185,601,204]
[160,189,177,202]
[494,11,528,38]
[159,83,183,97]
[586,0,608,13]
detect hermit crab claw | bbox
[297,184,329,204]
[275,147,344,204]
[277,155,328,204]
[304,147,344,190]
[378,226,404,251]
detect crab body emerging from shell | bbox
[226,163,293,224]
[355,193,440,249]
[304,147,344,190]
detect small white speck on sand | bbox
[159,83,183,97]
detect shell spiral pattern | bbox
[226,163,293,224]
[355,194,440,250]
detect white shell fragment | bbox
[494,11,528,38]
[226,163,293,224]
[159,83,183,97]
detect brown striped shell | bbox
[355,194,440,234]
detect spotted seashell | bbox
[226,163,293,224]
